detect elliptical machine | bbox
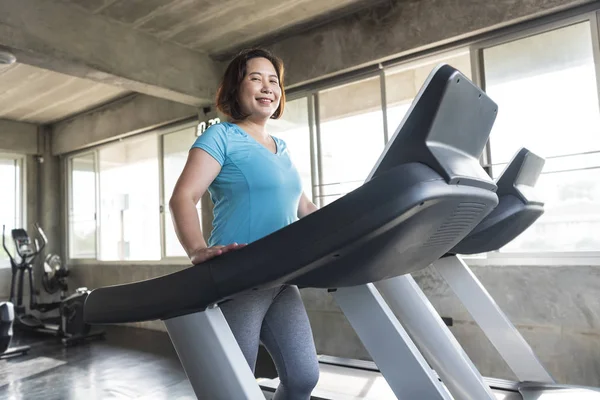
[2,223,105,346]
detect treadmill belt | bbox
[258,361,522,400]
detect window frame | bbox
[66,149,98,260]
[65,119,199,266]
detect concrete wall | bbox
[52,94,198,155]
[425,264,600,386]
[271,0,595,88]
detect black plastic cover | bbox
[371,64,498,192]
[450,148,545,255]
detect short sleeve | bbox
[191,123,228,166]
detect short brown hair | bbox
[215,48,286,120]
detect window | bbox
[385,49,472,139]
[484,21,600,252]
[69,153,97,259]
[162,125,201,258]
[0,154,23,267]
[318,76,385,206]
[267,97,314,200]
[98,134,161,261]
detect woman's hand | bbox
[189,243,246,265]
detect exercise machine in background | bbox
[0,301,30,359]
[2,223,105,346]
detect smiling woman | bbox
[167,48,320,400]
[216,48,286,122]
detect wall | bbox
[52,94,198,156]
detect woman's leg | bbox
[219,287,278,372]
[260,285,320,400]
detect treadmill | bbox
[84,64,529,399]
[261,147,600,399]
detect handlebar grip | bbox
[35,223,47,253]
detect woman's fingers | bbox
[191,242,249,264]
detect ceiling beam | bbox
[51,94,198,155]
[0,118,39,154]
[0,0,222,107]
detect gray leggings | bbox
[219,284,320,400]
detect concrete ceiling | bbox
[0,62,130,124]
[62,0,373,55]
[0,0,377,125]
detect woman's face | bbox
[237,57,281,120]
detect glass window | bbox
[318,76,385,206]
[162,125,202,258]
[485,22,600,163]
[484,22,600,252]
[267,97,313,200]
[69,153,97,259]
[0,155,22,267]
[385,49,472,138]
[98,135,161,261]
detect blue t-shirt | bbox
[191,122,303,247]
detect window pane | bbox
[98,135,160,261]
[485,22,600,164]
[318,76,385,206]
[267,97,313,200]
[163,126,201,258]
[69,153,97,259]
[0,157,21,266]
[385,49,472,137]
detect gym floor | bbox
[0,325,278,400]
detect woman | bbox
[169,48,320,399]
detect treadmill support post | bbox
[432,255,555,383]
[163,306,265,400]
[333,283,453,400]
[375,274,497,400]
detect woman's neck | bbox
[234,118,269,140]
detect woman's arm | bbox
[169,148,242,263]
[297,191,319,219]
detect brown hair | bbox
[215,48,286,120]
